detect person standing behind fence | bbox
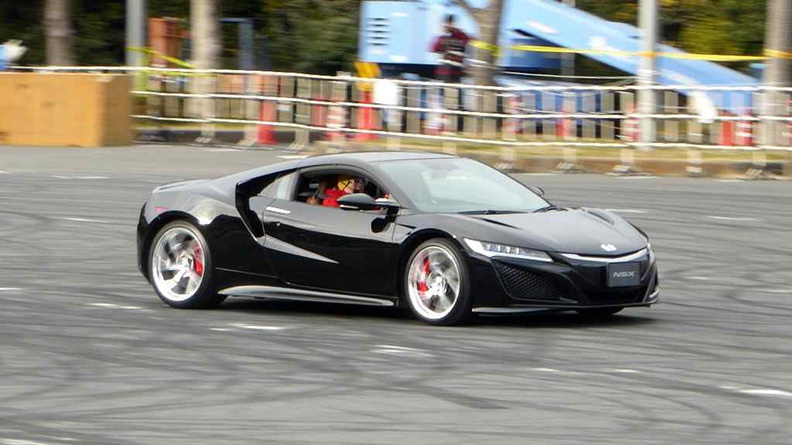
[431,14,470,84]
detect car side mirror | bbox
[528,185,545,197]
[338,193,399,212]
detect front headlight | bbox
[464,239,553,263]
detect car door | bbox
[260,168,401,297]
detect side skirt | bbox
[218,285,396,307]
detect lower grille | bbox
[493,261,562,301]
[586,288,646,305]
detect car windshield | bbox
[377,158,549,213]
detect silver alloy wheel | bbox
[407,245,462,321]
[151,226,206,303]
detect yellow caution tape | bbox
[470,40,496,51]
[473,40,787,62]
[660,52,766,62]
[126,46,209,77]
[765,49,792,60]
[470,40,501,57]
[128,46,195,69]
[511,44,638,57]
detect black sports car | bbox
[137,151,658,325]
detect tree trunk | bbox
[191,0,221,126]
[44,0,74,65]
[762,0,791,147]
[469,0,504,86]
[191,0,221,70]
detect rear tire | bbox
[404,239,472,326]
[149,221,225,309]
[576,307,623,319]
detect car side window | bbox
[259,172,296,200]
[293,171,389,209]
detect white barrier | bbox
[9,66,792,155]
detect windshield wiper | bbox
[458,209,526,215]
[533,205,561,213]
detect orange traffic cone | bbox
[256,100,277,145]
[556,98,575,139]
[325,103,346,144]
[354,90,378,141]
[734,112,754,147]
[718,112,735,146]
[622,103,639,143]
[256,75,277,145]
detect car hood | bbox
[465,208,647,256]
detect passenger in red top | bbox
[322,175,360,208]
[431,14,470,84]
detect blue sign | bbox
[359,0,758,112]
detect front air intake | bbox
[493,261,562,301]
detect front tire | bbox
[404,239,472,325]
[149,221,225,309]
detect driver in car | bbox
[322,175,363,208]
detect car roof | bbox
[298,150,456,168]
[216,151,458,190]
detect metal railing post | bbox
[196,73,217,145]
[602,91,615,141]
[425,84,442,138]
[558,92,581,173]
[443,85,458,154]
[280,75,294,146]
[541,92,554,142]
[292,77,310,151]
[327,79,348,152]
[387,85,403,151]
[583,92,595,140]
[523,92,536,139]
[664,91,679,144]
[613,91,639,175]
[465,88,480,138]
[239,73,259,147]
[406,86,420,135]
[497,93,517,171]
[483,90,497,139]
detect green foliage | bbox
[0,0,357,74]
[577,0,638,24]
[578,0,766,57]
[262,0,359,74]
[0,1,46,64]
[72,0,127,65]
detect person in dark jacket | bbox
[431,14,470,84]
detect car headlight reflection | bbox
[464,239,553,263]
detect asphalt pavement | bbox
[1,145,791,445]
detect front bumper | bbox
[469,247,659,311]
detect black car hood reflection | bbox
[463,208,646,256]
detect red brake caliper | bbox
[193,243,204,276]
[416,257,430,293]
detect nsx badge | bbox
[601,243,617,252]
[613,271,636,278]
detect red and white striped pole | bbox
[735,110,754,147]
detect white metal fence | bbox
[10,66,792,163]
